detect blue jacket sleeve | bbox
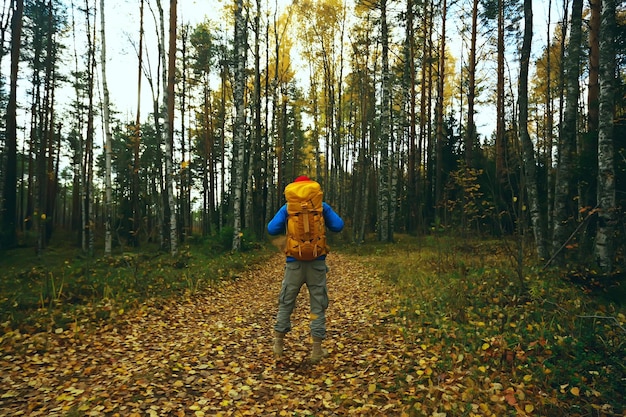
[323,202,344,232]
[267,204,288,235]
[268,202,344,235]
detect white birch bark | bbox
[594,0,616,272]
[232,0,247,251]
[100,0,113,256]
[378,0,391,242]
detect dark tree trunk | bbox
[2,0,23,249]
[519,0,549,260]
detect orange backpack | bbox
[284,180,328,260]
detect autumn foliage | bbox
[1,237,625,416]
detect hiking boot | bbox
[273,331,285,357]
[310,337,328,363]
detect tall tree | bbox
[23,0,64,253]
[131,0,144,245]
[434,0,447,221]
[250,0,264,239]
[466,0,479,167]
[544,0,555,227]
[421,1,435,231]
[519,0,548,260]
[189,21,218,237]
[231,0,247,251]
[405,0,418,233]
[294,0,347,203]
[333,2,347,211]
[2,0,23,249]
[552,0,583,259]
[164,0,178,255]
[378,0,392,242]
[495,0,505,181]
[67,1,85,239]
[348,10,375,244]
[583,0,600,211]
[179,23,190,242]
[594,0,616,271]
[83,0,96,255]
[100,0,113,256]
[43,1,62,248]
[587,0,600,140]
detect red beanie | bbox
[294,175,311,182]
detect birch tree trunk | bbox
[519,0,549,260]
[378,0,391,242]
[231,0,246,251]
[219,56,227,231]
[100,0,113,256]
[594,0,616,272]
[165,0,178,255]
[552,0,583,259]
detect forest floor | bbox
[0,249,624,416]
[0,253,415,417]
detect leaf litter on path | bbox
[1,253,418,416]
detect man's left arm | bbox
[322,202,344,232]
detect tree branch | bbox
[543,206,599,270]
[576,315,626,334]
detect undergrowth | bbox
[2,232,624,415]
[0,234,273,334]
[342,234,625,417]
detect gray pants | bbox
[274,259,329,339]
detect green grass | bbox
[0,232,274,333]
[2,231,624,415]
[338,234,626,416]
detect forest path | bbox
[0,253,420,416]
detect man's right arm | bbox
[323,203,344,232]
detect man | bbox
[267,175,344,362]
